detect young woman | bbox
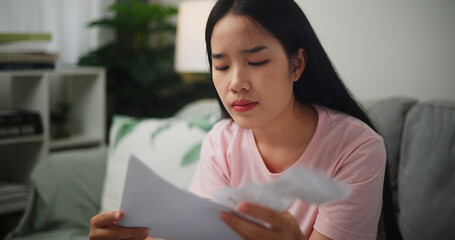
[189,0,403,239]
[89,0,401,239]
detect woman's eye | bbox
[249,60,269,66]
[215,66,229,71]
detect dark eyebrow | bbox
[211,53,226,59]
[211,45,268,59]
[241,45,268,54]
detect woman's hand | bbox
[89,210,149,240]
[221,203,307,240]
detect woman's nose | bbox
[229,68,251,93]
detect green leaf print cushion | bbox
[100,113,220,212]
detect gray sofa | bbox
[4,97,455,240]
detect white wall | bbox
[2,0,453,101]
[297,0,455,101]
[170,0,455,101]
[0,0,114,64]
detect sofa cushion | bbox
[5,147,107,239]
[398,101,455,240]
[366,97,417,211]
[6,228,89,240]
[100,102,221,213]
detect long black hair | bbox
[205,0,402,239]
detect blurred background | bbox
[0,0,454,238]
[1,0,454,121]
[1,0,216,124]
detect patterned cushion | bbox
[100,100,221,212]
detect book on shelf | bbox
[0,62,55,70]
[0,52,59,63]
[0,188,28,204]
[0,32,57,70]
[0,109,43,138]
[0,41,51,53]
[0,182,29,214]
[0,33,51,44]
[0,32,51,53]
[0,182,28,195]
[0,200,28,214]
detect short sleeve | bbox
[314,136,386,240]
[188,120,232,198]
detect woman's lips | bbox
[232,99,258,112]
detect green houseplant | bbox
[78,1,213,119]
[50,102,72,139]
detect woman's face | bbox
[211,13,304,129]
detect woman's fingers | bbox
[236,203,289,230]
[91,226,148,240]
[89,211,149,240]
[91,210,122,228]
[221,203,307,240]
[221,212,274,240]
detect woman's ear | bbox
[291,48,307,82]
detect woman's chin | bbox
[231,116,259,130]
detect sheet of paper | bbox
[213,183,295,212]
[118,154,350,239]
[212,167,350,211]
[264,167,351,204]
[118,155,241,240]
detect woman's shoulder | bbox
[313,105,386,180]
[315,104,382,141]
[211,118,238,131]
[210,118,240,137]
[205,118,245,145]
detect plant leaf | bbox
[114,119,141,149]
[181,143,202,166]
[151,122,173,141]
[88,1,178,32]
[186,117,214,132]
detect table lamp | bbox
[174,1,215,82]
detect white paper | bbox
[212,167,350,210]
[118,155,240,240]
[118,154,350,240]
[264,167,351,204]
[212,183,295,212]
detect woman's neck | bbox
[252,103,318,173]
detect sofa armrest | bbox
[6,146,107,238]
[365,97,417,211]
[398,101,455,239]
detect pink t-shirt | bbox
[189,105,386,240]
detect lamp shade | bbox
[174,1,215,74]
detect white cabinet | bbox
[0,67,106,185]
[47,68,106,151]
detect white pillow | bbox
[100,113,218,212]
[175,98,220,118]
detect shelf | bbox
[0,66,105,185]
[0,135,44,145]
[54,67,105,76]
[0,67,105,218]
[0,71,48,77]
[0,67,104,76]
[0,200,28,215]
[50,134,103,151]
